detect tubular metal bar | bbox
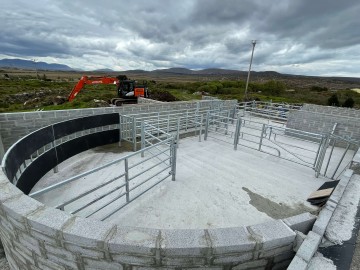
[101,173,171,221]
[129,165,171,192]
[331,143,351,179]
[30,137,173,198]
[129,157,170,181]
[71,182,127,215]
[55,172,126,210]
[171,142,177,181]
[258,124,266,151]
[129,147,169,170]
[265,138,314,165]
[86,191,127,218]
[323,139,336,177]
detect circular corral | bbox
[0,107,322,269]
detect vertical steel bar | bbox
[132,117,137,152]
[331,143,351,179]
[199,114,203,142]
[185,110,188,131]
[118,114,122,147]
[171,141,177,181]
[258,124,265,151]
[233,116,242,150]
[324,138,336,177]
[141,121,145,157]
[204,112,210,141]
[176,118,180,148]
[125,158,130,202]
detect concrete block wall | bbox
[287,104,360,142]
[0,99,237,161]
[0,169,317,269]
[302,104,360,118]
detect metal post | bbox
[331,143,351,179]
[171,141,177,181]
[233,116,242,150]
[132,117,137,152]
[141,121,145,157]
[125,158,130,202]
[118,114,122,147]
[225,111,230,135]
[176,118,180,148]
[244,40,256,100]
[199,114,203,142]
[324,138,336,177]
[258,124,265,151]
[185,110,188,131]
[204,112,210,141]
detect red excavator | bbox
[68,75,149,106]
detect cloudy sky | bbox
[1,0,359,76]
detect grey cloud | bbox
[0,0,359,76]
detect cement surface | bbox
[33,133,327,229]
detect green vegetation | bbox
[0,73,360,113]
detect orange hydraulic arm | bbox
[68,76,119,102]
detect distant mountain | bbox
[92,68,114,72]
[0,58,73,71]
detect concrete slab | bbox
[31,133,328,229]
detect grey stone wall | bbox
[0,169,316,269]
[287,104,360,142]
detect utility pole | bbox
[244,40,256,101]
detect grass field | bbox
[1,68,360,112]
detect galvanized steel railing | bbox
[30,122,177,221]
[204,111,359,179]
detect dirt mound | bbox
[150,90,178,102]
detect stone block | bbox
[46,253,79,269]
[212,252,253,265]
[2,195,43,221]
[17,233,42,256]
[296,231,321,263]
[64,243,105,259]
[160,229,210,256]
[247,220,296,250]
[108,227,159,255]
[62,217,115,248]
[0,181,23,202]
[37,255,66,270]
[83,258,123,270]
[312,208,333,237]
[259,244,293,258]
[283,212,316,234]
[287,255,307,270]
[232,259,268,270]
[161,256,206,267]
[207,226,256,254]
[112,253,156,265]
[27,207,72,237]
[44,243,76,261]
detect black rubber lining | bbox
[4,126,54,181]
[3,113,120,194]
[318,195,360,269]
[52,113,119,139]
[55,129,119,164]
[16,129,119,194]
[16,149,58,195]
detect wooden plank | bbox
[308,188,334,200]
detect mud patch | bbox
[242,187,317,219]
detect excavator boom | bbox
[68,75,149,106]
[68,76,119,102]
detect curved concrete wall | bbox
[0,105,317,269]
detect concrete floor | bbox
[32,132,330,229]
